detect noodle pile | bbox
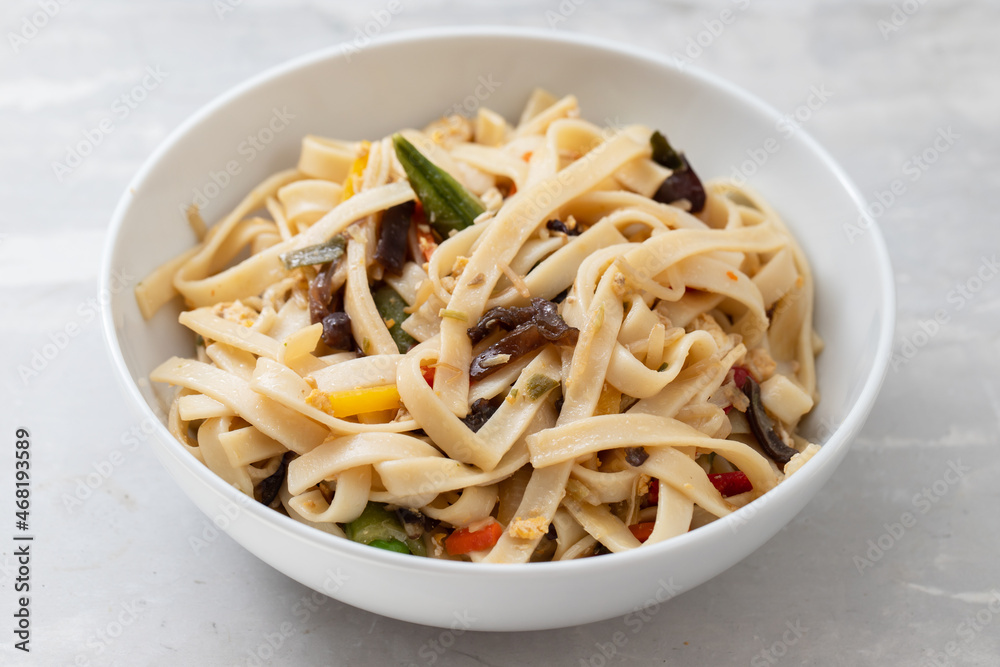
[141,89,822,562]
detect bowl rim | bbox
[100,25,896,578]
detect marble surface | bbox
[2,1,999,665]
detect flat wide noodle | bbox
[287,432,441,496]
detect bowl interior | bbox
[102,28,894,630]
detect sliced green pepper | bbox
[525,374,559,401]
[280,235,346,270]
[346,502,409,544]
[649,131,684,170]
[373,285,416,353]
[345,502,424,555]
[369,538,410,554]
[405,536,426,557]
[392,133,485,237]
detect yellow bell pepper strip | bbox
[327,385,401,418]
[341,141,371,202]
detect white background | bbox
[2,1,998,665]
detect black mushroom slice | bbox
[308,260,355,351]
[530,526,558,562]
[467,301,538,345]
[320,312,353,351]
[649,130,706,214]
[653,169,706,214]
[546,218,580,236]
[467,298,579,381]
[258,451,294,506]
[394,507,438,539]
[461,398,500,433]
[739,375,800,466]
[624,447,649,467]
[308,260,338,325]
[374,200,415,275]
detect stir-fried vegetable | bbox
[708,471,753,497]
[394,507,437,540]
[368,538,410,553]
[372,284,417,353]
[468,300,541,344]
[280,235,346,271]
[258,452,293,506]
[308,261,338,324]
[628,522,656,543]
[524,374,559,401]
[308,258,354,350]
[739,374,800,465]
[319,312,353,351]
[649,131,685,170]
[444,519,503,556]
[392,134,485,237]
[649,131,706,214]
[467,298,579,381]
[545,218,580,236]
[731,366,751,392]
[411,202,439,262]
[346,502,407,543]
[326,385,401,418]
[346,502,425,555]
[624,447,649,467]
[461,398,499,433]
[374,200,414,275]
[340,141,370,202]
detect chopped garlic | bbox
[745,347,777,382]
[508,515,549,540]
[479,353,511,368]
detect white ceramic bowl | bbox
[101,27,894,631]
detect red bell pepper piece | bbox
[628,522,656,543]
[708,471,753,497]
[445,520,503,555]
[648,478,659,504]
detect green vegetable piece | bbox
[525,374,559,401]
[405,537,427,557]
[373,285,417,353]
[650,131,685,171]
[369,538,410,554]
[280,235,346,270]
[392,133,485,237]
[345,502,410,545]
